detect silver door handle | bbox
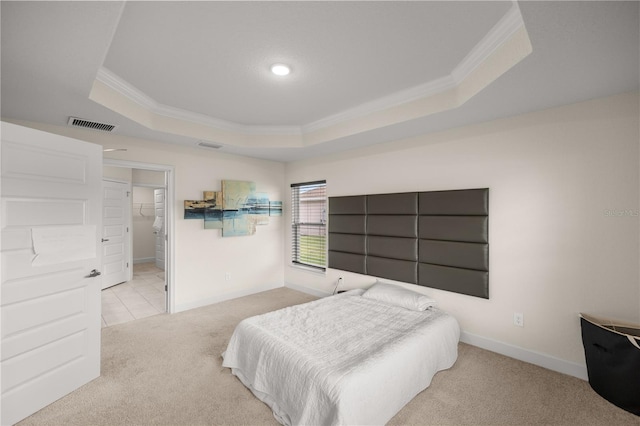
[101,238,109,242]
[86,269,102,278]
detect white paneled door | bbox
[154,188,165,271]
[1,122,102,425]
[102,180,130,289]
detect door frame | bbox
[103,159,176,314]
[152,187,166,272]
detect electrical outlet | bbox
[513,312,524,327]
[225,272,231,281]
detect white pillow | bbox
[341,288,366,296]
[362,282,436,311]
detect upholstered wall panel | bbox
[419,240,488,271]
[418,263,488,298]
[419,216,488,243]
[329,251,366,275]
[329,195,366,214]
[367,193,418,215]
[418,188,489,298]
[368,236,418,261]
[365,192,419,283]
[367,257,418,284]
[330,234,366,255]
[328,195,367,275]
[329,215,366,234]
[367,216,417,238]
[419,189,488,215]
[328,188,489,298]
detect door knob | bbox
[101,238,109,242]
[86,269,102,278]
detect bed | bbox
[222,282,460,425]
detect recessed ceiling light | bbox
[271,64,291,76]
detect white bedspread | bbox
[222,292,460,425]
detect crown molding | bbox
[97,67,151,110]
[452,1,526,84]
[153,101,302,136]
[304,2,526,133]
[96,67,302,136]
[301,74,457,134]
[94,2,526,139]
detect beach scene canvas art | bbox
[184,180,281,237]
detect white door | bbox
[1,122,102,425]
[101,180,130,289]
[154,188,165,271]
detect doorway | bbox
[102,159,175,324]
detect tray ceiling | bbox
[1,1,638,161]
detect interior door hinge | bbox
[127,262,129,268]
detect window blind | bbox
[291,180,327,270]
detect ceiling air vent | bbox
[68,117,118,132]
[197,141,223,150]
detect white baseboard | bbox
[133,257,155,264]
[284,281,330,298]
[174,282,284,313]
[460,331,588,381]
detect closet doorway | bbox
[102,160,175,327]
[132,184,164,270]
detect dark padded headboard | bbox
[328,188,489,298]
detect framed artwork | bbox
[184,180,282,237]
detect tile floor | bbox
[101,262,166,327]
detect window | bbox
[291,180,327,270]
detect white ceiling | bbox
[1,1,638,162]
[104,1,511,126]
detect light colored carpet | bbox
[18,288,639,426]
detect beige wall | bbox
[104,165,132,182]
[7,91,638,378]
[132,169,165,186]
[108,142,285,312]
[285,92,640,374]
